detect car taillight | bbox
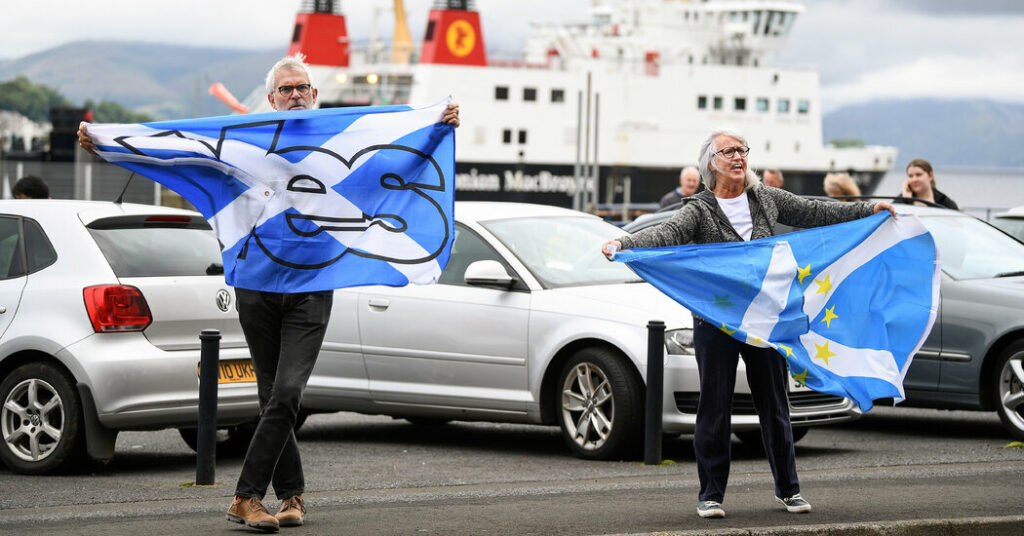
[83,285,152,332]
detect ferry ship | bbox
[242,0,896,212]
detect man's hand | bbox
[873,200,896,217]
[443,103,460,127]
[78,121,97,155]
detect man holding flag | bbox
[603,129,897,520]
[79,54,460,531]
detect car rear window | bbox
[88,217,223,277]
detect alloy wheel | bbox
[2,378,65,462]
[561,362,615,452]
[998,349,1024,436]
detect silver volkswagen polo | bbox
[301,202,861,460]
[0,199,257,474]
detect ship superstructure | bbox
[245,0,896,210]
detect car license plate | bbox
[196,359,257,384]
[789,374,811,392]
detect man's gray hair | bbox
[265,53,314,95]
[697,128,761,191]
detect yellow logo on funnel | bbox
[446,20,475,57]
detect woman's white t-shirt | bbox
[717,193,753,241]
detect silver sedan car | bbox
[0,200,256,474]
[302,202,860,460]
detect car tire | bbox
[556,347,643,460]
[734,426,809,448]
[994,341,1024,440]
[178,425,256,458]
[0,362,84,474]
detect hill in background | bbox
[3,41,1023,169]
[823,98,1024,169]
[0,41,284,118]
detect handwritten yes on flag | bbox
[85,98,456,293]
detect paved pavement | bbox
[1,407,1023,535]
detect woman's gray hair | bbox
[265,53,314,96]
[697,128,761,191]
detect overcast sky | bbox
[2,0,1022,111]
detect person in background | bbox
[896,158,958,210]
[823,172,860,200]
[763,168,784,189]
[659,165,702,208]
[602,128,894,520]
[12,175,50,199]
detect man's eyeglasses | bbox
[713,146,750,159]
[277,84,312,97]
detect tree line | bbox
[0,76,152,124]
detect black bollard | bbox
[644,320,665,465]
[196,329,221,485]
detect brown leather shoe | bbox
[276,494,305,527]
[227,496,280,532]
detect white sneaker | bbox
[697,500,725,518]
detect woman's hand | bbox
[601,240,621,260]
[78,121,97,155]
[443,103,460,127]
[873,200,896,217]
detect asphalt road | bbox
[1,406,1022,535]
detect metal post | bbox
[644,320,665,465]
[583,72,592,212]
[196,329,221,485]
[573,90,583,211]
[591,92,600,212]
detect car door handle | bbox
[367,298,390,310]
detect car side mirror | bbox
[464,260,516,289]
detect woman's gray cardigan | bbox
[618,185,874,249]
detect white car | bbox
[0,200,257,474]
[302,202,860,460]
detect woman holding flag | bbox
[602,129,894,519]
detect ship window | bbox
[757,98,769,112]
[518,130,527,144]
[795,141,801,152]
[697,95,707,110]
[495,86,509,101]
[798,99,810,114]
[523,87,537,102]
[766,141,771,152]
[551,89,565,103]
[713,96,723,110]
[777,98,790,113]
[502,129,512,144]
[425,20,436,41]
[291,24,303,44]
[734,97,746,111]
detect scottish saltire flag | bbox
[615,213,940,411]
[85,98,456,293]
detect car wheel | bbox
[734,426,809,447]
[178,425,256,457]
[557,347,643,460]
[0,362,84,474]
[994,341,1024,440]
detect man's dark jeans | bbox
[233,288,333,500]
[692,317,800,503]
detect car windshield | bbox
[920,214,1024,280]
[991,216,1024,243]
[481,216,641,288]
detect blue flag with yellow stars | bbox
[615,213,940,411]
[84,98,455,293]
